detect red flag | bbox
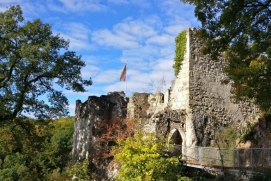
[120,64,126,81]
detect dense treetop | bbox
[0,5,92,121]
[180,0,271,112]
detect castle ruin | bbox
[72,28,264,180]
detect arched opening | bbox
[168,129,183,156]
[170,129,182,145]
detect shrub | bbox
[113,132,190,181]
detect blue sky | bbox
[0,0,198,116]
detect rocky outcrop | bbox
[72,91,127,180]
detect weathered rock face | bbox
[191,110,213,146]
[239,116,271,148]
[72,91,127,180]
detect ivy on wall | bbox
[173,30,187,76]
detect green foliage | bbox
[173,30,186,76]
[215,127,238,148]
[113,132,189,181]
[0,5,92,121]
[180,0,271,112]
[67,160,94,181]
[0,117,74,180]
[50,117,74,172]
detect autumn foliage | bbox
[94,117,135,160]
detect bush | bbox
[113,132,190,181]
[67,160,94,181]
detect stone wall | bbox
[127,93,166,118]
[187,28,259,146]
[127,93,150,119]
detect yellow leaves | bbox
[248,56,271,78]
[249,57,265,70]
[114,132,181,181]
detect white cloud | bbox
[82,55,100,64]
[148,57,175,88]
[121,57,149,71]
[122,45,159,60]
[57,0,107,12]
[60,33,92,50]
[104,80,148,94]
[103,68,151,94]
[94,69,121,83]
[92,29,139,49]
[108,0,151,8]
[146,34,174,46]
[81,65,100,78]
[161,0,193,17]
[91,17,159,49]
[130,0,151,8]
[0,0,21,6]
[47,3,67,13]
[0,0,21,3]
[164,24,189,35]
[114,18,158,40]
[0,1,49,18]
[63,23,90,40]
[57,23,93,50]
[158,47,175,58]
[107,0,129,5]
[159,0,198,29]
[0,6,10,12]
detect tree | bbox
[0,5,92,121]
[113,132,191,181]
[0,118,52,180]
[180,0,271,112]
[0,117,74,180]
[49,117,74,173]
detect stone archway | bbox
[169,129,183,145]
[168,129,183,156]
